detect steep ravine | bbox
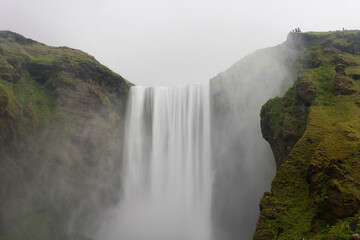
[255,30,360,239]
[2,29,360,240]
[0,31,131,240]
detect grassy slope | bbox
[254,30,360,239]
[0,30,130,144]
[0,31,131,240]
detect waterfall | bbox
[97,84,212,240]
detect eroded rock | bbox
[296,76,315,106]
[333,75,356,95]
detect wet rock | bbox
[306,164,322,192]
[326,180,360,218]
[327,164,346,180]
[333,75,356,95]
[335,64,346,75]
[296,76,315,106]
[350,74,360,80]
[263,191,273,197]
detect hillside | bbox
[255,30,360,239]
[0,31,131,240]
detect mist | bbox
[0,96,126,239]
[1,0,360,239]
[84,35,303,240]
[1,0,359,87]
[210,36,301,239]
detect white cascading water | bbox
[98,84,212,240]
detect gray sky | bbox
[1,0,359,87]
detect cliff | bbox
[210,32,301,239]
[255,30,360,239]
[0,31,131,239]
[2,29,359,240]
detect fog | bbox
[1,0,359,86]
[210,37,301,239]
[96,85,212,240]
[0,91,126,239]
[1,0,360,239]
[91,36,302,240]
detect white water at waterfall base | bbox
[97,84,212,240]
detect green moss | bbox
[12,75,54,128]
[0,80,20,146]
[346,65,360,76]
[256,30,360,239]
[261,84,307,168]
[0,31,131,239]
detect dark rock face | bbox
[333,75,356,95]
[306,163,322,192]
[306,162,360,220]
[351,74,360,80]
[335,64,346,75]
[296,76,315,106]
[326,180,360,218]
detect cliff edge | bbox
[255,30,360,239]
[0,31,131,240]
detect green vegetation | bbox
[2,29,360,240]
[0,31,131,240]
[255,30,360,239]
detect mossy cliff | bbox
[0,31,131,240]
[255,30,360,239]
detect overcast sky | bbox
[1,0,360,87]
